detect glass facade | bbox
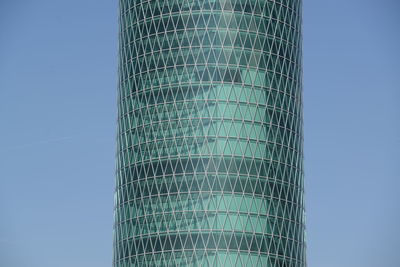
[114,0,305,266]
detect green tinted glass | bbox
[114,0,305,266]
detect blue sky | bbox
[0,0,398,266]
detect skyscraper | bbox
[114,0,306,266]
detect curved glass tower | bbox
[114,0,305,266]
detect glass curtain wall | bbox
[114,0,306,266]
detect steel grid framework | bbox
[114,0,306,266]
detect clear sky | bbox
[0,0,398,266]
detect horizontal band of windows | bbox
[119,83,301,108]
[119,61,301,81]
[118,149,302,171]
[116,157,303,186]
[121,0,301,14]
[121,11,300,42]
[114,205,305,232]
[115,249,303,267]
[122,32,300,59]
[119,68,300,90]
[118,114,302,135]
[115,183,304,213]
[119,108,302,127]
[118,135,302,156]
[125,49,300,76]
[116,165,304,191]
[118,81,301,104]
[115,177,304,209]
[114,231,304,260]
[118,85,302,103]
[114,191,305,224]
[117,122,303,146]
[119,42,300,73]
[115,215,305,246]
[119,109,301,132]
[117,153,302,181]
[121,29,301,61]
[117,131,303,150]
[121,68,301,95]
[118,123,302,142]
[118,90,302,118]
[117,130,303,154]
[119,103,301,125]
[121,0,300,24]
[121,47,301,81]
[115,169,304,195]
[123,102,298,118]
[121,69,300,95]
[117,148,304,169]
[116,145,304,166]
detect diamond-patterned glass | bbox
[114,0,306,266]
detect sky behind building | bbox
[0,0,399,266]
